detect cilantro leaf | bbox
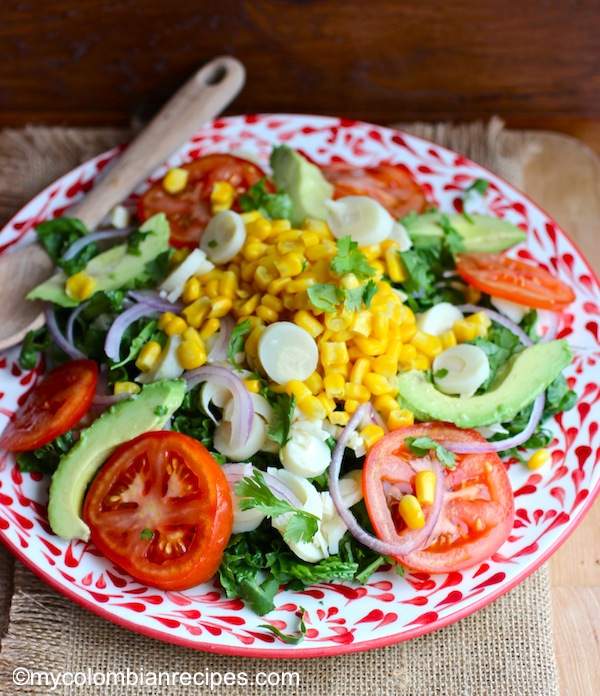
[36,216,98,276]
[16,431,76,475]
[140,528,154,540]
[434,368,448,379]
[399,248,437,295]
[259,607,307,645]
[343,279,379,312]
[307,283,344,312]
[439,213,466,254]
[330,236,375,279]
[463,178,490,222]
[19,326,52,370]
[404,436,456,469]
[126,228,149,256]
[239,178,293,221]
[228,318,252,371]
[265,391,296,447]
[235,469,319,543]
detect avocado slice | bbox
[404,212,527,252]
[270,145,334,226]
[397,339,572,428]
[27,213,170,308]
[48,378,185,542]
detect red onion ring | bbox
[440,392,546,454]
[538,310,559,343]
[65,300,90,347]
[62,229,130,261]
[329,404,445,556]
[184,365,253,450]
[44,305,85,360]
[457,304,533,347]
[207,314,234,362]
[91,392,132,407]
[104,302,160,362]
[127,290,183,312]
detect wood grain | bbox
[0,0,599,129]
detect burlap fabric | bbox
[0,121,559,696]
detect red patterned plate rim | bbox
[0,113,599,658]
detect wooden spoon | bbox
[0,55,245,351]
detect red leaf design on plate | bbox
[406,611,439,626]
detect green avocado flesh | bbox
[27,213,170,308]
[397,339,572,428]
[404,212,527,252]
[47,379,185,542]
[270,145,334,226]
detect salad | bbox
[0,142,577,623]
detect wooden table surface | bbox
[519,129,600,695]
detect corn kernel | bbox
[298,394,327,420]
[219,271,238,299]
[440,331,458,350]
[353,336,387,356]
[244,241,269,262]
[387,408,415,430]
[271,219,292,233]
[183,326,202,344]
[360,424,385,451]
[177,339,207,370]
[210,180,235,213]
[163,167,189,194]
[411,331,443,360]
[328,410,350,426]
[293,310,323,338]
[305,243,334,262]
[135,341,162,372]
[65,271,96,301]
[465,311,492,337]
[374,394,399,418]
[398,344,417,366]
[245,216,272,240]
[325,309,353,333]
[371,354,398,378]
[158,311,177,331]
[364,372,393,396]
[267,276,291,295]
[344,399,359,414]
[276,252,304,278]
[244,325,264,358]
[204,278,220,298]
[453,318,479,343]
[415,470,437,506]
[323,373,346,400]
[320,341,349,367]
[527,448,551,470]
[236,293,261,317]
[305,371,324,395]
[350,357,371,385]
[113,381,141,395]
[385,243,407,283]
[285,380,312,402]
[170,247,190,267]
[300,230,320,247]
[301,218,330,236]
[396,495,425,529]
[344,382,370,403]
[399,322,417,343]
[350,310,372,337]
[255,305,279,323]
[240,210,261,225]
[243,378,261,393]
[371,313,389,341]
[163,316,188,336]
[199,317,220,342]
[182,297,211,328]
[410,354,431,371]
[182,276,201,304]
[285,277,315,294]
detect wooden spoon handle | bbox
[71,56,245,230]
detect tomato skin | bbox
[137,154,272,248]
[320,161,428,220]
[363,423,515,573]
[455,252,576,310]
[83,431,233,591]
[0,360,98,452]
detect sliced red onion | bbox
[91,392,133,407]
[185,365,253,449]
[65,300,90,347]
[538,310,559,343]
[329,404,445,556]
[62,229,130,261]
[440,392,546,454]
[104,302,160,362]
[207,314,234,362]
[457,304,533,347]
[222,463,302,508]
[45,305,86,360]
[127,290,183,313]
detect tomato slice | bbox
[137,154,272,248]
[320,161,429,220]
[455,252,576,310]
[83,431,233,590]
[0,359,98,452]
[363,423,515,573]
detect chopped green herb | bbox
[235,469,319,544]
[344,279,379,312]
[140,528,154,540]
[228,318,252,371]
[126,228,149,256]
[307,283,344,312]
[239,178,293,221]
[434,368,449,379]
[404,436,456,469]
[330,235,376,279]
[265,391,296,447]
[16,431,76,475]
[439,213,466,254]
[35,217,98,276]
[463,178,490,222]
[208,239,218,248]
[154,405,168,417]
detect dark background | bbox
[1,0,599,151]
